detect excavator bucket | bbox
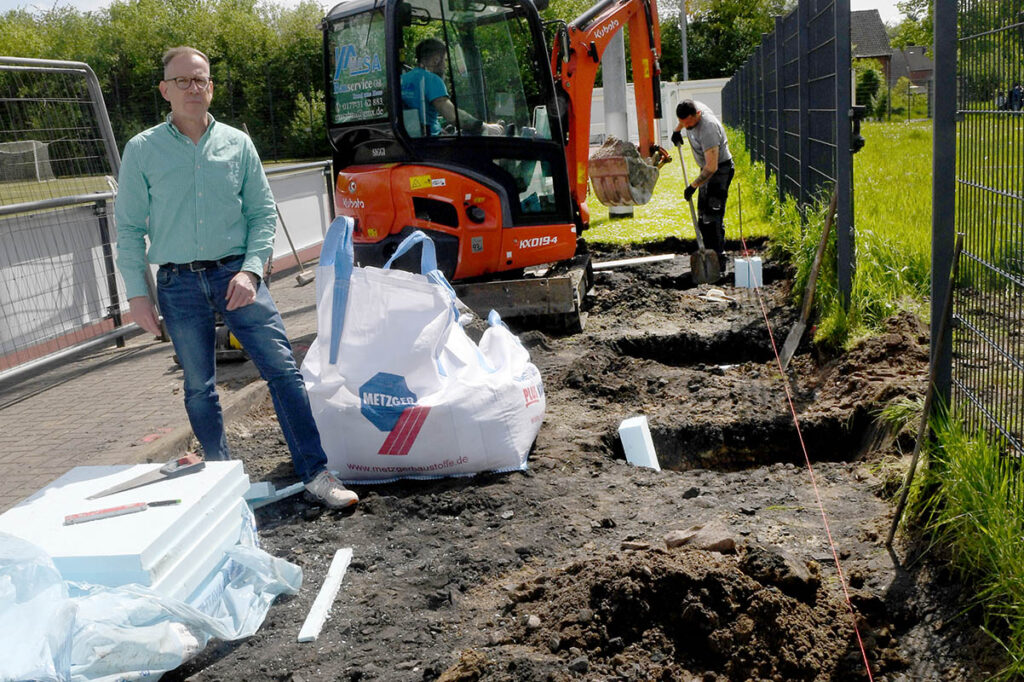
[588,136,663,207]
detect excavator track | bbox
[453,254,593,333]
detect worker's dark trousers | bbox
[697,160,734,262]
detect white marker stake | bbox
[297,547,353,643]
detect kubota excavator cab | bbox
[323,0,580,280]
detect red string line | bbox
[736,209,875,681]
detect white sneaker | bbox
[304,470,359,509]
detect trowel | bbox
[676,144,721,284]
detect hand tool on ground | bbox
[887,233,964,548]
[779,189,838,370]
[87,453,205,500]
[675,144,721,284]
[64,499,182,525]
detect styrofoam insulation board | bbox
[150,498,249,601]
[0,462,248,587]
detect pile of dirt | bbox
[478,547,855,681]
[166,241,1000,681]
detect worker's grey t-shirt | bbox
[685,101,732,168]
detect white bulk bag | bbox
[301,217,545,483]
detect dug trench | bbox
[167,241,1001,681]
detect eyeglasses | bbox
[164,76,212,90]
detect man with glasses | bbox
[115,46,358,510]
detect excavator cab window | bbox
[397,0,549,141]
[327,9,388,127]
[324,0,572,227]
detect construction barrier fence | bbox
[0,57,130,381]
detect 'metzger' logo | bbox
[363,393,415,407]
[360,372,430,456]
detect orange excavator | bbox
[322,0,667,329]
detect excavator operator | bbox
[671,99,734,266]
[401,38,504,137]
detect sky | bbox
[2,0,907,25]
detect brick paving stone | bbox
[0,273,321,513]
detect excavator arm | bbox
[550,0,667,213]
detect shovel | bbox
[676,144,720,284]
[779,189,838,370]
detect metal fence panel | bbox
[720,0,854,302]
[0,58,132,380]
[945,0,1024,453]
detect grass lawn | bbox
[585,140,774,246]
[1,175,112,207]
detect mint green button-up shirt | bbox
[115,114,276,300]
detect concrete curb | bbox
[107,380,271,466]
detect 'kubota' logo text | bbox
[595,19,619,39]
[517,236,558,250]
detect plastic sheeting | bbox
[0,504,301,682]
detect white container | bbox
[618,416,660,471]
[734,256,763,288]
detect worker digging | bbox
[671,98,735,280]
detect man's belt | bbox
[160,255,241,273]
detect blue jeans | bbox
[156,256,327,483]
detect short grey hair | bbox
[162,46,210,74]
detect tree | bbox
[872,85,890,120]
[0,0,333,160]
[889,0,932,53]
[856,65,881,109]
[684,0,790,80]
[659,19,684,81]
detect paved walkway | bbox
[0,270,322,513]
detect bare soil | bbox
[166,241,1001,681]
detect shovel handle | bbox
[675,144,706,251]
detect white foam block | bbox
[618,416,660,471]
[151,499,249,601]
[0,461,248,588]
[298,547,353,643]
[734,257,763,288]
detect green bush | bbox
[856,67,881,108]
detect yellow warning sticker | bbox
[643,59,650,78]
[409,175,432,190]
[577,165,585,185]
[367,228,378,238]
